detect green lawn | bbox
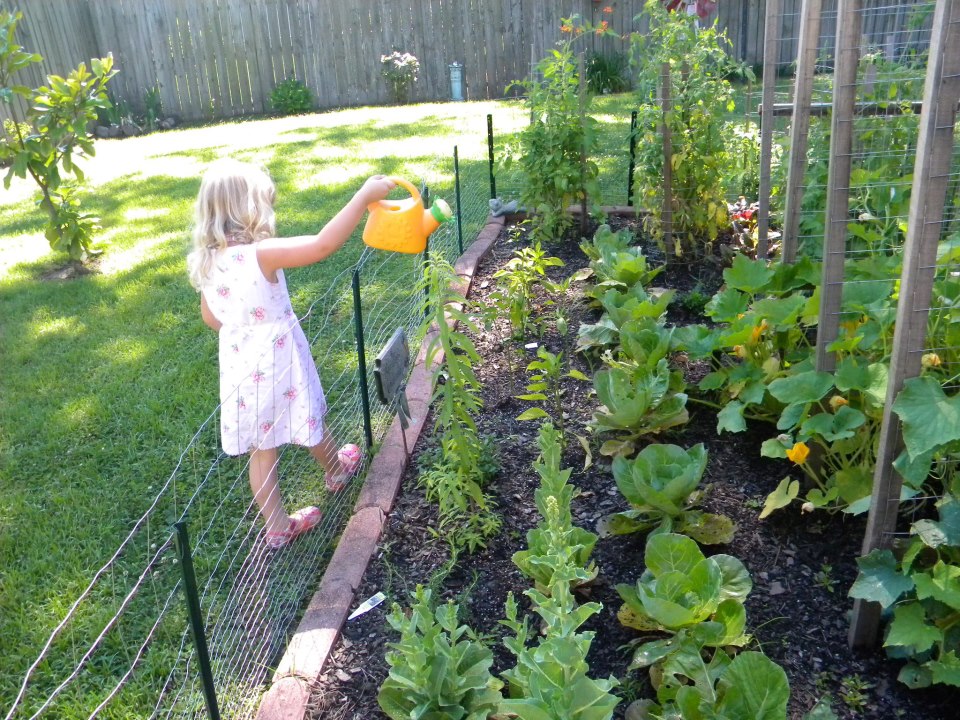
[0,94,644,717]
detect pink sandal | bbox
[264,506,322,549]
[326,443,362,493]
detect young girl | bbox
[188,159,395,549]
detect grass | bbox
[0,94,645,717]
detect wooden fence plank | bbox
[757,0,783,256]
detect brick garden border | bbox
[255,215,505,720]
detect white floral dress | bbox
[201,245,326,456]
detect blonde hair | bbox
[187,159,277,289]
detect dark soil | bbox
[307,219,957,720]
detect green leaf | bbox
[893,376,960,459]
[723,254,775,294]
[848,549,914,607]
[883,601,941,654]
[760,478,799,519]
[801,696,839,719]
[705,287,749,322]
[712,553,753,601]
[768,370,835,405]
[898,663,933,689]
[644,532,704,577]
[680,512,736,546]
[760,437,789,459]
[929,652,960,687]
[718,651,790,720]
[717,400,747,434]
[671,324,716,358]
[751,294,807,328]
[913,561,960,609]
[516,407,549,421]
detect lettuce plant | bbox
[601,443,735,545]
[578,224,663,296]
[378,586,503,719]
[591,358,689,456]
[616,533,751,644]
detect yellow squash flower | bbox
[750,319,769,343]
[829,395,849,412]
[786,442,810,465]
[922,353,942,369]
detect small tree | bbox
[0,11,116,261]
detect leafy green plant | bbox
[838,674,872,712]
[500,571,620,719]
[616,533,752,643]
[512,423,599,593]
[380,50,420,104]
[142,85,162,131]
[515,347,589,445]
[601,443,735,545]
[578,224,663,300]
[0,11,116,260]
[422,256,500,552]
[491,242,565,336]
[502,16,604,243]
[378,586,504,720]
[269,77,313,115]
[591,357,689,457]
[630,0,749,254]
[849,492,960,689]
[586,50,630,94]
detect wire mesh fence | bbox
[1,143,491,720]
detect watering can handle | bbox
[369,177,421,211]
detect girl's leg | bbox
[307,433,341,473]
[248,447,288,534]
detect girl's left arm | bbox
[200,293,222,332]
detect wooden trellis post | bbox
[815,0,863,373]
[756,0,782,258]
[849,0,960,649]
[661,62,673,252]
[781,0,824,264]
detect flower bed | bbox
[306,220,955,720]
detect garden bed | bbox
[306,221,955,720]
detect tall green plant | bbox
[630,0,746,254]
[423,256,500,551]
[503,17,603,243]
[0,11,116,260]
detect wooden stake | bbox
[661,62,673,254]
[757,0,783,258]
[849,0,960,649]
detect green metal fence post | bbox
[351,269,374,450]
[174,522,221,720]
[486,114,497,199]
[454,145,464,255]
[627,110,638,207]
[421,184,431,319]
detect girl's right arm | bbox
[256,175,396,279]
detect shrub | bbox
[269,77,313,115]
[586,50,630,94]
[380,50,420,104]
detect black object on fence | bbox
[454,146,464,255]
[486,114,497,200]
[627,110,638,207]
[173,522,221,720]
[352,269,374,450]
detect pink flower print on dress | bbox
[232,252,245,264]
[275,335,286,349]
[216,284,230,298]
[284,308,294,318]
[307,416,319,430]
[261,421,273,434]
[283,386,297,401]
[250,306,266,322]
[238,396,247,410]
[252,369,266,384]
[231,343,240,353]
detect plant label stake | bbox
[374,328,413,451]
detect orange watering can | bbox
[363,177,453,254]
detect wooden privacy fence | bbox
[0,0,928,127]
